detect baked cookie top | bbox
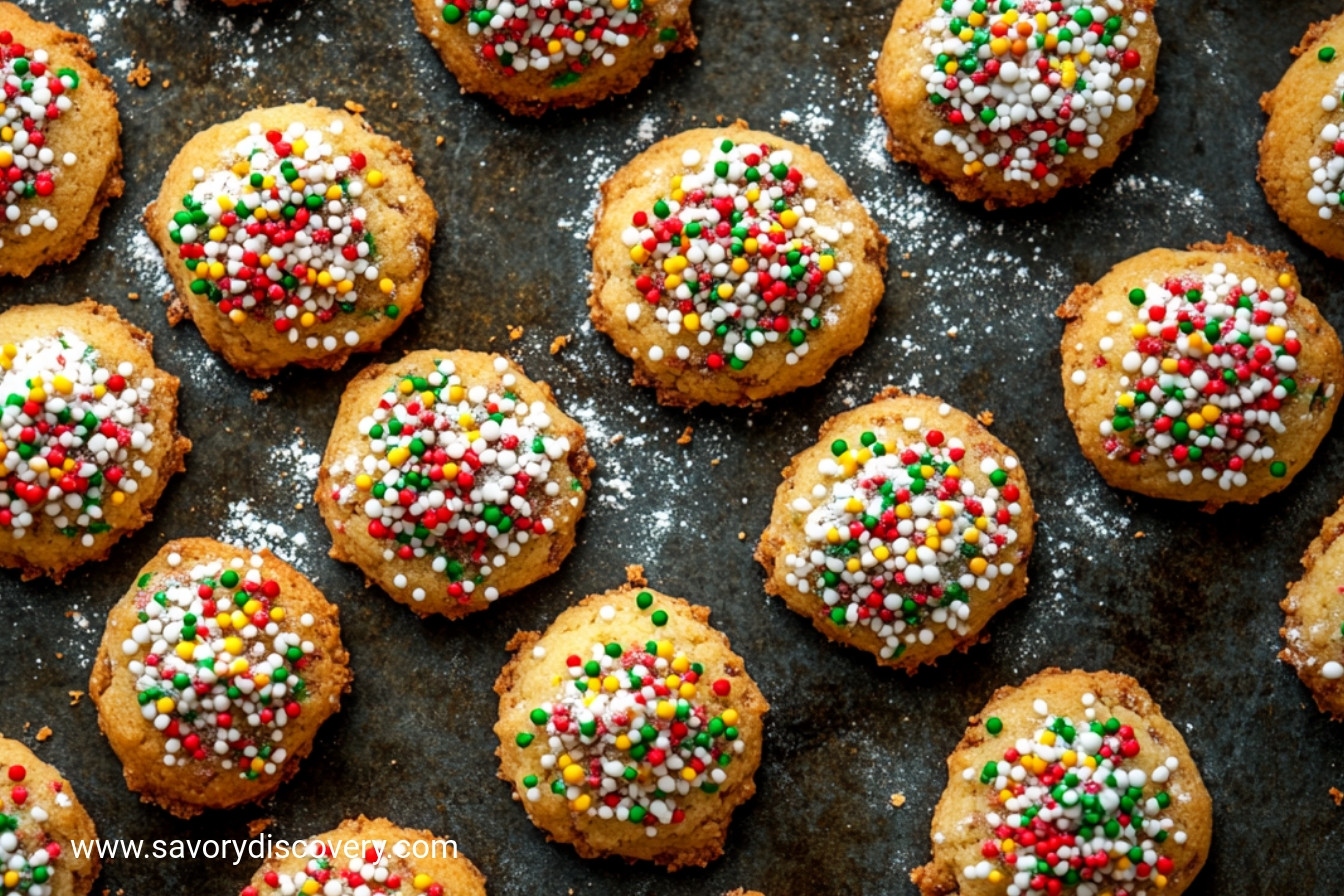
[90,538,350,817]
[494,587,767,869]
[413,0,695,116]
[1259,13,1344,259]
[590,126,886,407]
[913,669,1212,896]
[876,0,1160,206]
[149,103,436,377]
[240,816,486,896]
[1058,239,1343,507]
[0,3,122,277]
[318,350,590,617]
[1281,495,1344,721]
[0,302,188,582]
[0,736,101,896]
[758,391,1033,671]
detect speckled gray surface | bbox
[2,0,1343,893]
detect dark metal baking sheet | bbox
[3,0,1344,893]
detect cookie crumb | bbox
[344,100,366,115]
[976,410,994,426]
[625,565,647,587]
[250,389,270,402]
[549,334,571,355]
[67,691,83,707]
[890,793,906,808]
[509,325,524,341]
[127,292,140,301]
[1332,787,1343,806]
[247,818,274,837]
[127,60,152,88]
[436,136,445,147]
[737,531,746,541]
[610,433,625,446]
[1134,531,1146,539]
[35,726,52,742]
[677,426,694,446]
[161,79,170,90]
[711,457,721,466]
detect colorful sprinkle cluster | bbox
[0,31,80,249]
[168,119,396,354]
[435,0,678,88]
[919,0,1149,187]
[328,356,580,607]
[0,764,72,896]
[780,410,1024,661]
[514,592,746,836]
[0,332,158,546]
[1075,264,1321,490]
[620,138,855,372]
[1307,61,1344,221]
[242,841,444,896]
[119,550,318,781]
[959,692,1189,896]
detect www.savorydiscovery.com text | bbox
[66,835,459,866]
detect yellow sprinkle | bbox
[615,735,631,750]
[846,557,862,572]
[671,656,690,673]
[270,607,285,621]
[4,870,20,887]
[548,39,563,54]
[448,385,465,402]
[1039,730,1056,746]
[1186,412,1206,431]
[300,312,317,328]
[656,700,676,719]
[969,557,988,575]
[1131,323,1149,338]
[603,675,620,692]
[1201,404,1221,424]
[229,309,246,324]
[224,636,244,656]
[722,709,739,725]
[1265,325,1286,345]
[717,284,734,300]
[210,225,227,242]
[302,880,320,895]
[175,643,195,660]
[325,185,343,201]
[1277,273,1293,288]
[571,794,591,812]
[380,278,395,294]
[925,535,941,551]
[366,170,385,188]
[681,767,697,781]
[1160,358,1179,373]
[779,209,800,229]
[413,874,432,891]
[873,545,890,561]
[562,764,585,785]
[630,246,648,263]
[387,446,411,466]
[731,257,750,275]
[656,640,673,659]
[743,237,759,254]
[292,139,308,156]
[1117,393,1135,409]
[156,696,175,713]
[962,528,980,544]
[683,312,699,331]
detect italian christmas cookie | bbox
[873,0,1160,207]
[1259,12,1344,260]
[0,301,189,582]
[88,538,351,818]
[494,586,768,869]
[1058,238,1343,508]
[146,102,437,377]
[0,736,101,896]
[1280,495,1344,721]
[0,4,123,278]
[911,668,1212,896]
[757,390,1034,672]
[589,125,887,407]
[240,817,486,896]
[410,0,696,117]
[317,350,591,618]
